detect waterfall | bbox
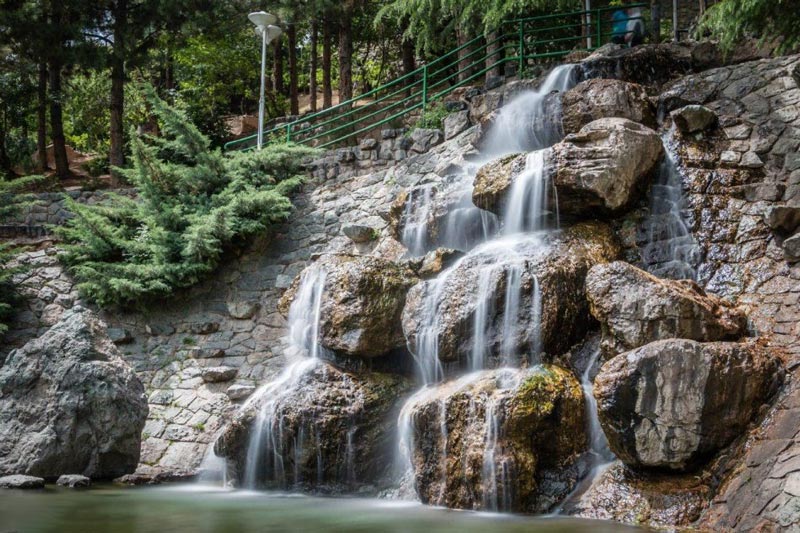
[399,64,576,258]
[641,133,699,280]
[240,266,327,489]
[397,64,580,510]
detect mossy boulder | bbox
[401,365,586,512]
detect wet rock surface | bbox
[56,474,91,488]
[586,261,747,357]
[279,254,417,358]
[561,78,656,134]
[401,222,619,368]
[580,43,694,87]
[595,338,782,471]
[0,307,148,479]
[0,475,45,489]
[215,360,410,490]
[402,365,586,512]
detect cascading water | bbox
[399,64,576,258]
[240,265,327,489]
[397,65,579,511]
[641,132,700,280]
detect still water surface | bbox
[0,484,641,533]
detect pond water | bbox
[0,484,640,533]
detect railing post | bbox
[286,123,291,143]
[517,21,524,74]
[595,8,601,48]
[422,64,428,115]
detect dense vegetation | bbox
[56,90,317,308]
[698,0,800,54]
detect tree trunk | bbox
[273,40,285,96]
[650,0,661,43]
[485,31,501,81]
[322,19,333,108]
[309,20,318,113]
[36,62,48,171]
[109,0,127,179]
[456,26,471,82]
[287,24,299,115]
[338,8,354,102]
[401,35,415,95]
[48,61,70,180]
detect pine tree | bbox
[57,88,318,308]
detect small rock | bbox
[226,384,256,401]
[56,474,91,488]
[417,248,464,278]
[740,151,764,168]
[0,475,45,489]
[358,138,378,150]
[443,110,470,141]
[187,348,226,359]
[201,366,238,383]
[483,75,504,91]
[671,105,718,134]
[189,321,220,334]
[764,205,800,235]
[106,327,133,345]
[227,301,260,320]
[146,323,175,336]
[114,473,159,486]
[720,150,740,165]
[783,233,800,262]
[342,224,378,243]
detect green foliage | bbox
[415,101,450,130]
[697,0,800,55]
[57,89,318,308]
[0,174,41,334]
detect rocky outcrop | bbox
[594,339,782,471]
[548,118,664,215]
[215,360,410,490]
[585,261,747,357]
[279,255,417,358]
[0,307,148,479]
[402,222,619,368]
[561,78,656,134]
[580,43,694,87]
[402,365,586,512]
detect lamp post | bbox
[248,11,282,150]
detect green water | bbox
[0,485,640,533]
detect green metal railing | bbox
[225,4,646,151]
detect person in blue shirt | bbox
[611,5,628,44]
[624,4,646,46]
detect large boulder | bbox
[401,365,586,512]
[402,222,619,370]
[279,254,417,358]
[547,118,663,215]
[215,359,410,490]
[585,261,747,357]
[472,118,662,218]
[594,339,782,471]
[0,306,148,479]
[561,78,656,134]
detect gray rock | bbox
[215,360,410,489]
[106,327,133,344]
[342,224,378,243]
[0,475,45,489]
[670,105,718,134]
[227,301,260,320]
[279,255,417,358]
[410,128,444,153]
[740,151,764,168]
[226,384,256,401]
[595,339,782,471]
[561,78,656,134]
[402,223,619,367]
[358,138,378,150]
[764,205,800,235]
[443,110,470,141]
[201,366,238,383]
[585,261,747,357]
[783,233,800,262]
[146,323,175,336]
[0,307,147,479]
[56,474,91,488]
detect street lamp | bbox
[248,11,282,149]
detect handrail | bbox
[224,3,649,151]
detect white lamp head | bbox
[264,24,283,43]
[248,11,277,28]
